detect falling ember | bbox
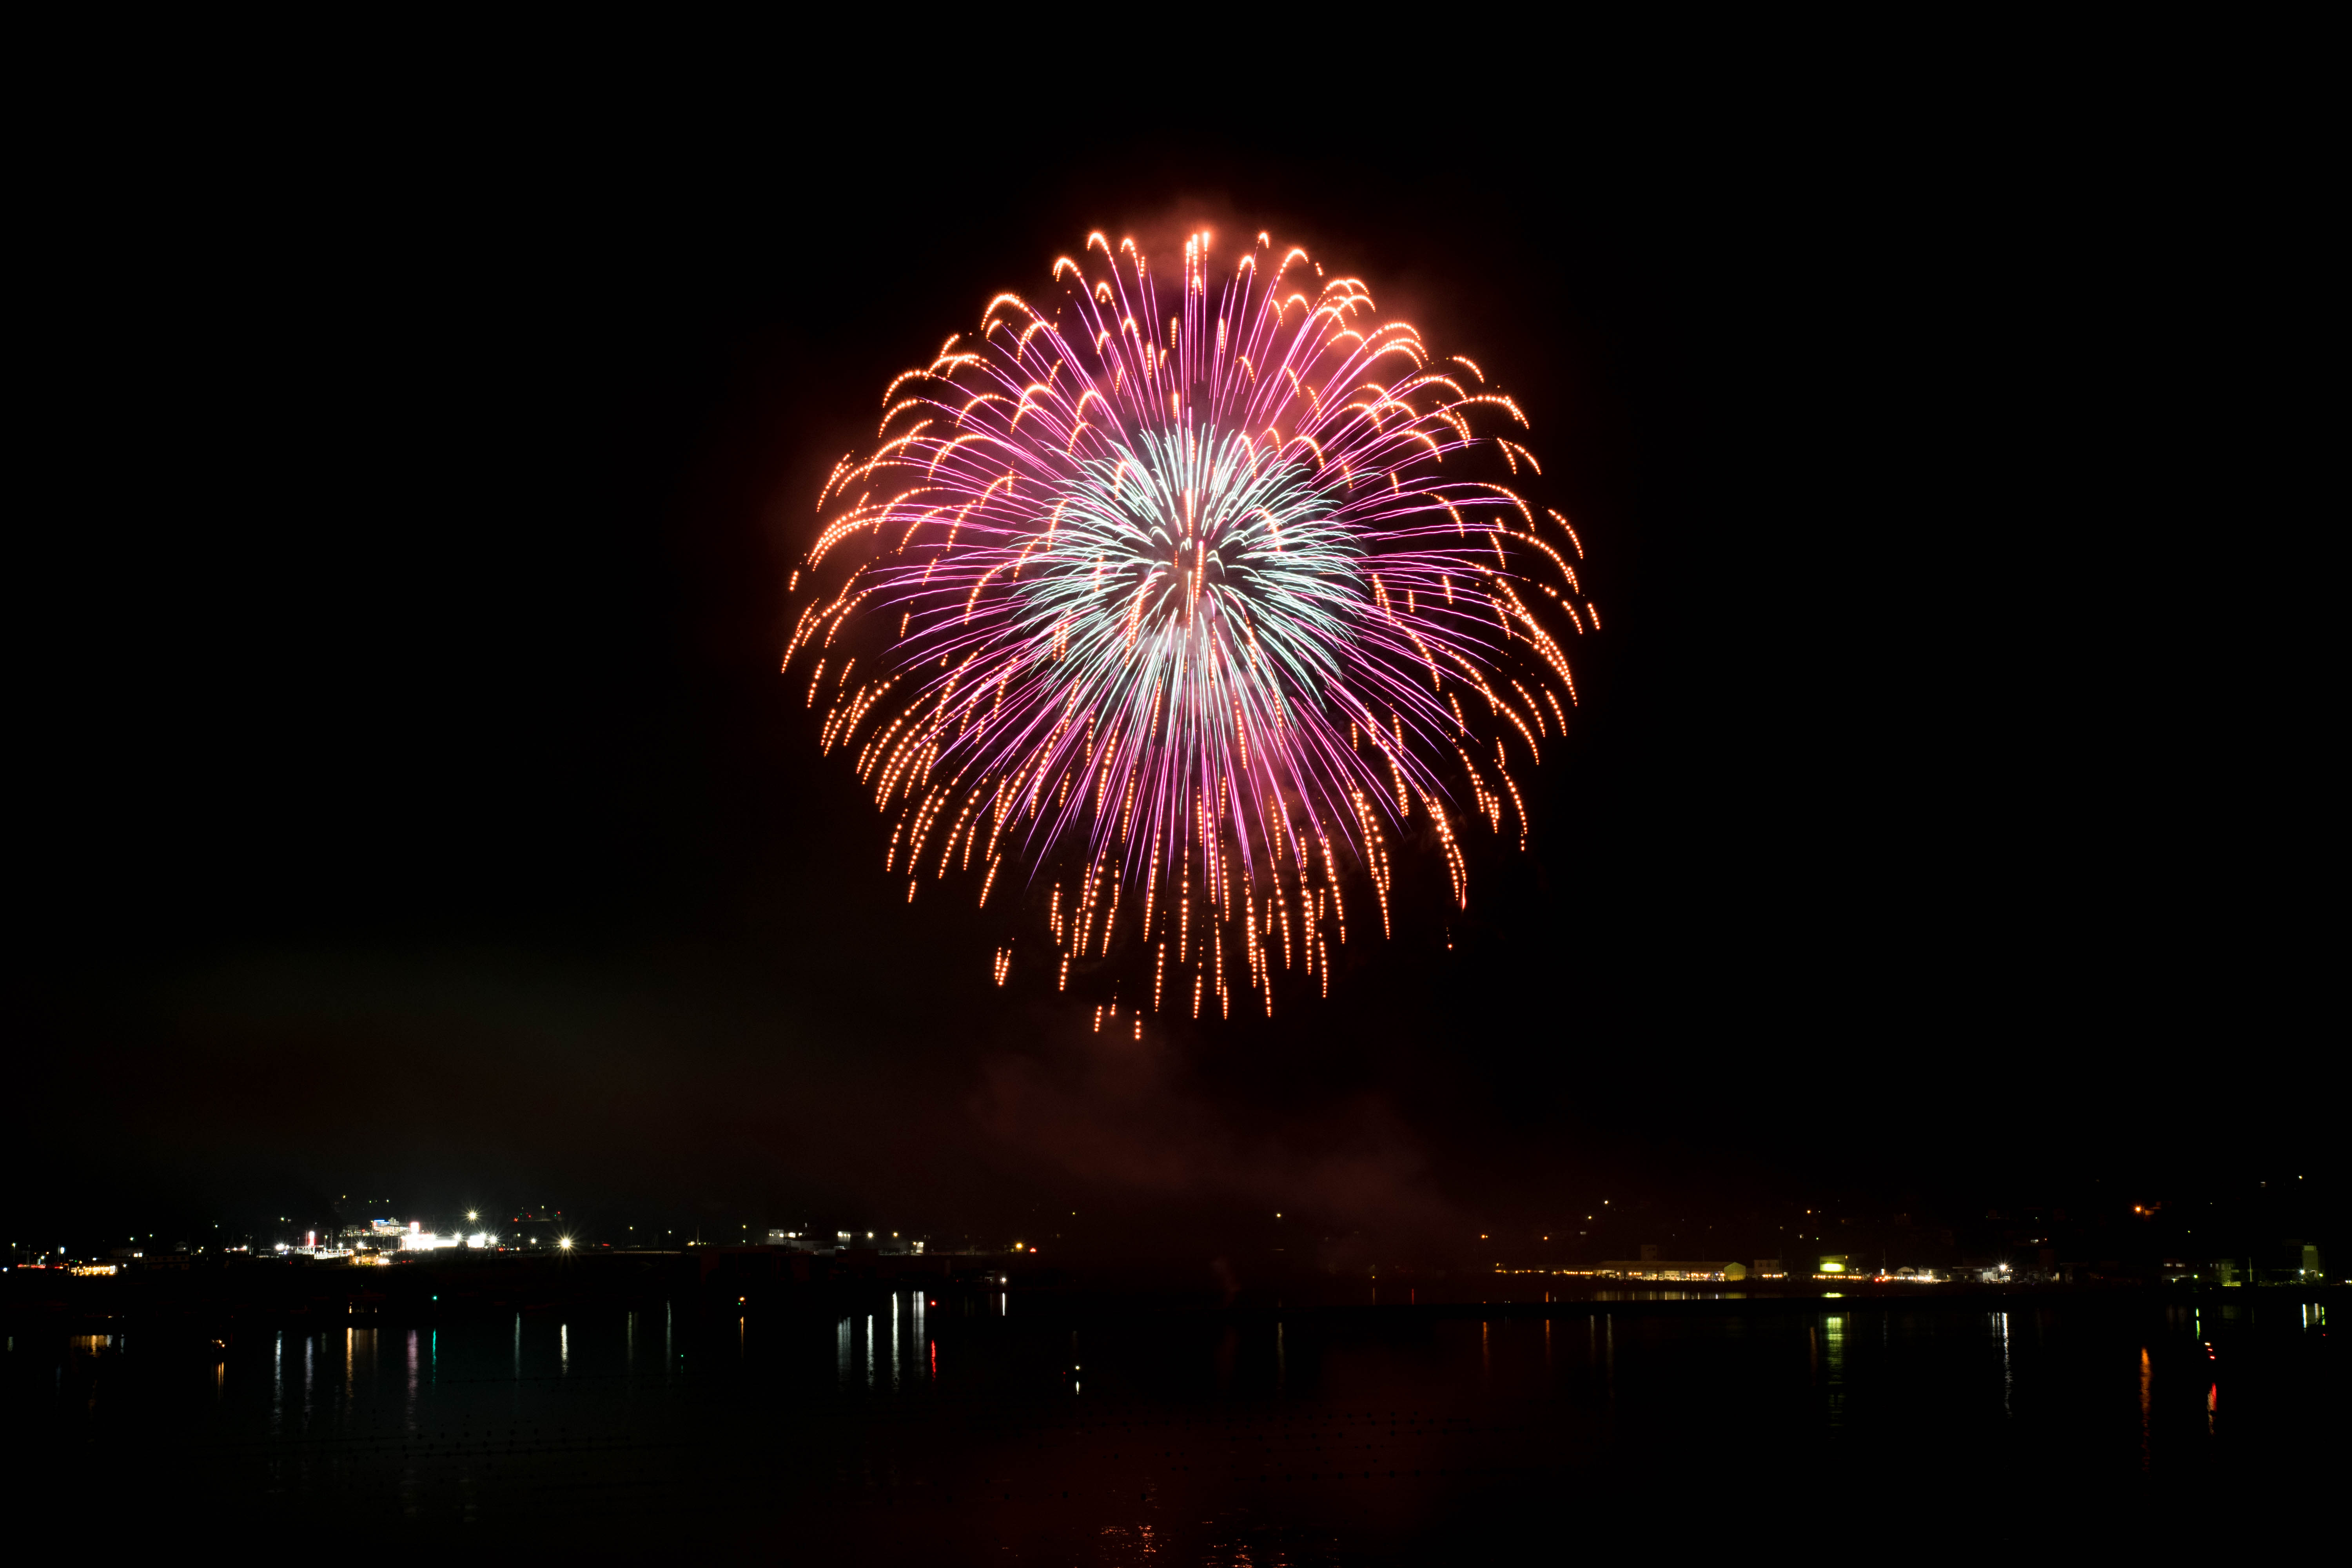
[784,229,1595,1015]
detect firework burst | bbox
[783,230,1595,1022]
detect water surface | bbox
[5,1292,2334,1558]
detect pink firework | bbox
[782,229,1595,1020]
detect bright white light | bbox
[559,1237,573,1250]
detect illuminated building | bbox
[1597,1258,1747,1281]
[767,1228,926,1256]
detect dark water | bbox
[5,1292,2336,1558]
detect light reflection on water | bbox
[1997,1309,2012,1416]
[1823,1312,1845,1427]
[4,1296,2334,1556]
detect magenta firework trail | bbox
[782,229,1596,1023]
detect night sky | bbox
[15,71,2323,1261]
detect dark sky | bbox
[14,63,2325,1257]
